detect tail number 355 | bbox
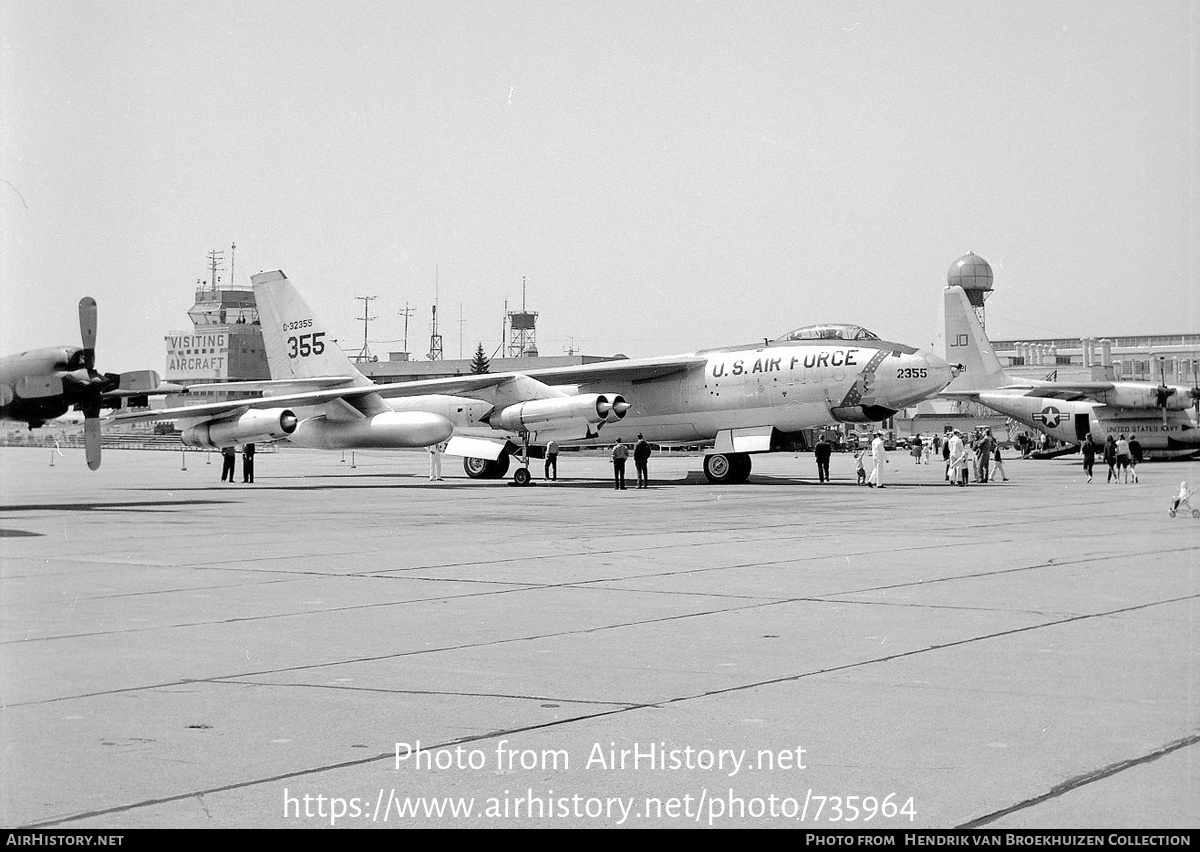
[287,332,326,358]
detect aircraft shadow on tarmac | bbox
[125,474,935,491]
[0,499,232,512]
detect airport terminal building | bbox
[990,334,1200,385]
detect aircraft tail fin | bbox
[252,271,372,387]
[939,285,1011,393]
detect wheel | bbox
[1168,509,1176,518]
[463,454,511,479]
[1192,509,1199,519]
[463,456,490,478]
[513,467,532,486]
[703,453,752,484]
[704,453,733,483]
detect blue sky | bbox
[2,0,1195,371]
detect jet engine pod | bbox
[182,408,298,449]
[492,393,627,432]
[829,404,897,424]
[597,393,629,423]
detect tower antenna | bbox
[354,295,377,362]
[206,249,225,297]
[397,301,414,360]
[427,266,443,360]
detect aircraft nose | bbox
[922,350,954,393]
[877,349,954,409]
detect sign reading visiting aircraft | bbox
[165,332,229,380]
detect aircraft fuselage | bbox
[267,341,949,449]
[562,341,947,445]
[977,392,1200,451]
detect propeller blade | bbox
[84,415,102,470]
[79,297,97,370]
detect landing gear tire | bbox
[703,452,752,484]
[1193,509,1200,519]
[463,454,511,479]
[730,453,752,483]
[513,467,532,486]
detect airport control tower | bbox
[163,251,270,398]
[948,251,993,331]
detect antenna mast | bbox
[206,249,225,297]
[427,266,443,360]
[354,295,377,362]
[397,301,414,360]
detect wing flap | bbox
[183,377,356,394]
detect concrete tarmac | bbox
[1,445,1197,829]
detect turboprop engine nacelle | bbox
[491,393,628,432]
[1097,385,1190,411]
[288,411,454,449]
[828,404,897,424]
[182,408,298,449]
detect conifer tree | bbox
[470,342,490,374]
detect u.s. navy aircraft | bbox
[940,284,1200,453]
[1,297,172,469]
[113,270,953,483]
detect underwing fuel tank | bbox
[288,411,454,449]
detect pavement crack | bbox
[215,678,637,707]
[958,732,1200,827]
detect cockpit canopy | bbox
[774,324,880,343]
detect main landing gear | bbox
[463,454,510,480]
[703,452,751,484]
[463,434,536,486]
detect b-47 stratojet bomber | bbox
[113,271,953,483]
